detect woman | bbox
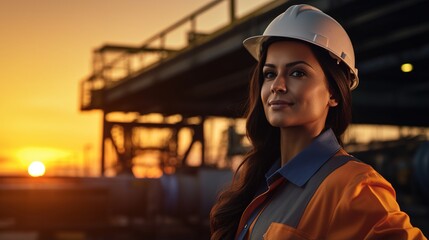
[210,4,426,240]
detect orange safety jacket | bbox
[235,129,426,240]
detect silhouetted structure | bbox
[79,0,429,176]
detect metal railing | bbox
[80,0,272,110]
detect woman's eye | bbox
[263,71,276,80]
[290,70,305,77]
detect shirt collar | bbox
[266,128,341,187]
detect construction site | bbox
[1,0,429,239]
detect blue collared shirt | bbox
[266,128,341,186]
[236,128,341,240]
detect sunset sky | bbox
[0,0,270,176]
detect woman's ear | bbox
[328,94,339,107]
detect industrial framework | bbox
[79,0,429,178]
[80,0,271,176]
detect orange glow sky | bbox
[0,0,270,176]
[0,0,214,175]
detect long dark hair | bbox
[210,38,353,239]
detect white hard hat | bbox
[243,4,359,90]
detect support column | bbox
[121,124,134,175]
[200,117,206,166]
[100,112,107,176]
[229,0,236,23]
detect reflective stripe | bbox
[249,155,357,239]
[235,178,284,240]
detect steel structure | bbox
[79,0,429,176]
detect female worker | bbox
[210,4,426,240]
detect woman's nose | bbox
[270,76,287,94]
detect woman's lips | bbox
[268,99,294,109]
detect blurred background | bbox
[1,0,428,239]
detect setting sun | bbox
[28,161,46,177]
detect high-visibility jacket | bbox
[235,129,426,240]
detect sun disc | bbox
[28,161,46,177]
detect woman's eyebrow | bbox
[264,61,314,69]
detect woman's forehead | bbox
[265,41,319,66]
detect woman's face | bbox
[260,41,337,130]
